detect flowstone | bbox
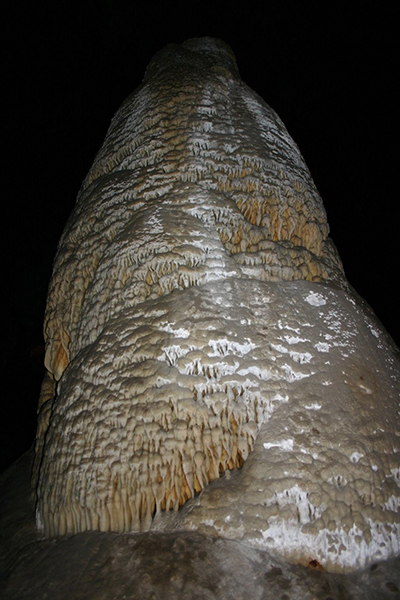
[33,37,400,572]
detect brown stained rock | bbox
[31,38,400,572]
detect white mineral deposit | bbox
[31,38,400,575]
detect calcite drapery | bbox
[34,38,399,572]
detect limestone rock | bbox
[33,38,400,573]
[2,452,400,599]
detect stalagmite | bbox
[33,37,399,572]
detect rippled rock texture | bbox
[2,452,400,600]
[33,38,399,573]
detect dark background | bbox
[1,1,398,472]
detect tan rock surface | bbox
[32,38,400,573]
[2,452,400,599]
